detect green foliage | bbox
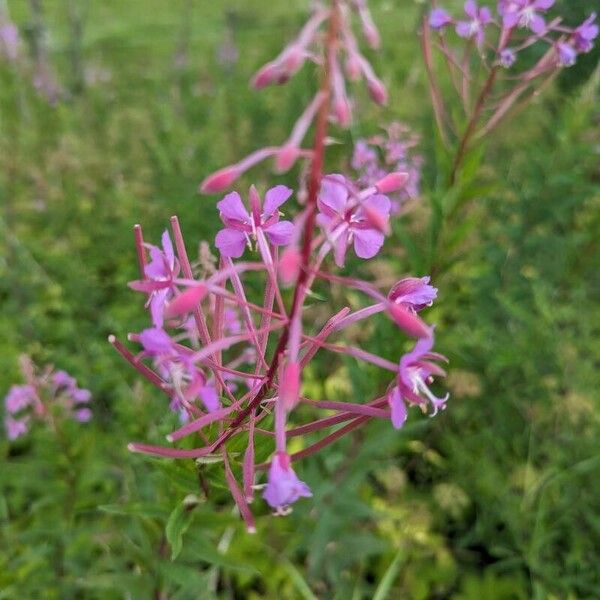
[1,0,598,598]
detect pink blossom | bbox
[263,451,312,514]
[215,186,294,258]
[388,276,438,312]
[455,1,492,47]
[317,174,390,267]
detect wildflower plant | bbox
[111,0,449,531]
[423,1,598,181]
[3,355,92,440]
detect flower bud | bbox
[274,145,300,173]
[278,247,301,286]
[164,284,207,318]
[375,172,410,194]
[367,78,388,105]
[199,166,240,194]
[279,362,301,409]
[387,303,432,338]
[251,61,281,89]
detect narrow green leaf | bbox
[372,547,406,600]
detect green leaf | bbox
[165,502,193,560]
[372,547,406,600]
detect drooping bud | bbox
[199,165,241,194]
[274,144,300,173]
[375,171,410,194]
[367,77,388,105]
[252,61,281,89]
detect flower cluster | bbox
[200,0,389,195]
[3,356,92,440]
[423,2,598,169]
[352,122,423,214]
[113,0,449,531]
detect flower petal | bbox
[264,220,294,246]
[217,192,250,223]
[263,185,293,218]
[215,228,247,258]
[353,228,385,259]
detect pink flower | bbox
[130,231,180,328]
[215,186,295,258]
[573,13,598,53]
[388,276,438,312]
[263,451,312,514]
[429,8,453,31]
[4,385,35,413]
[5,415,29,440]
[317,174,390,267]
[455,1,492,47]
[499,0,554,35]
[388,335,449,428]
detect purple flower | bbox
[0,21,19,62]
[499,0,554,34]
[53,370,77,390]
[4,385,35,413]
[499,48,517,67]
[351,140,377,171]
[74,408,93,422]
[556,42,577,67]
[387,335,449,428]
[388,276,438,312]
[72,388,92,403]
[573,13,598,53]
[5,415,29,440]
[317,174,391,267]
[139,327,175,356]
[455,1,492,47]
[215,185,294,258]
[263,451,312,514]
[429,8,453,31]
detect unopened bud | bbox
[251,61,280,89]
[367,78,388,105]
[278,247,301,286]
[345,55,362,81]
[375,172,409,194]
[387,304,431,338]
[279,362,301,409]
[199,166,240,194]
[333,98,352,128]
[274,145,300,173]
[164,284,207,318]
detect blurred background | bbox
[0,0,598,598]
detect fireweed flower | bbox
[455,1,492,48]
[352,123,423,214]
[215,186,295,258]
[572,13,598,53]
[116,1,449,529]
[429,8,453,31]
[499,48,517,67]
[263,451,312,515]
[388,334,449,429]
[556,42,576,67]
[317,174,391,267]
[3,357,92,439]
[499,0,554,34]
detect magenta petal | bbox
[334,228,349,267]
[530,14,546,34]
[455,21,471,38]
[199,386,220,412]
[353,228,385,259]
[464,0,477,18]
[161,230,175,266]
[215,228,247,258]
[361,193,391,218]
[388,387,407,429]
[263,185,293,218]
[264,220,294,246]
[534,0,554,9]
[319,174,349,214]
[217,192,250,223]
